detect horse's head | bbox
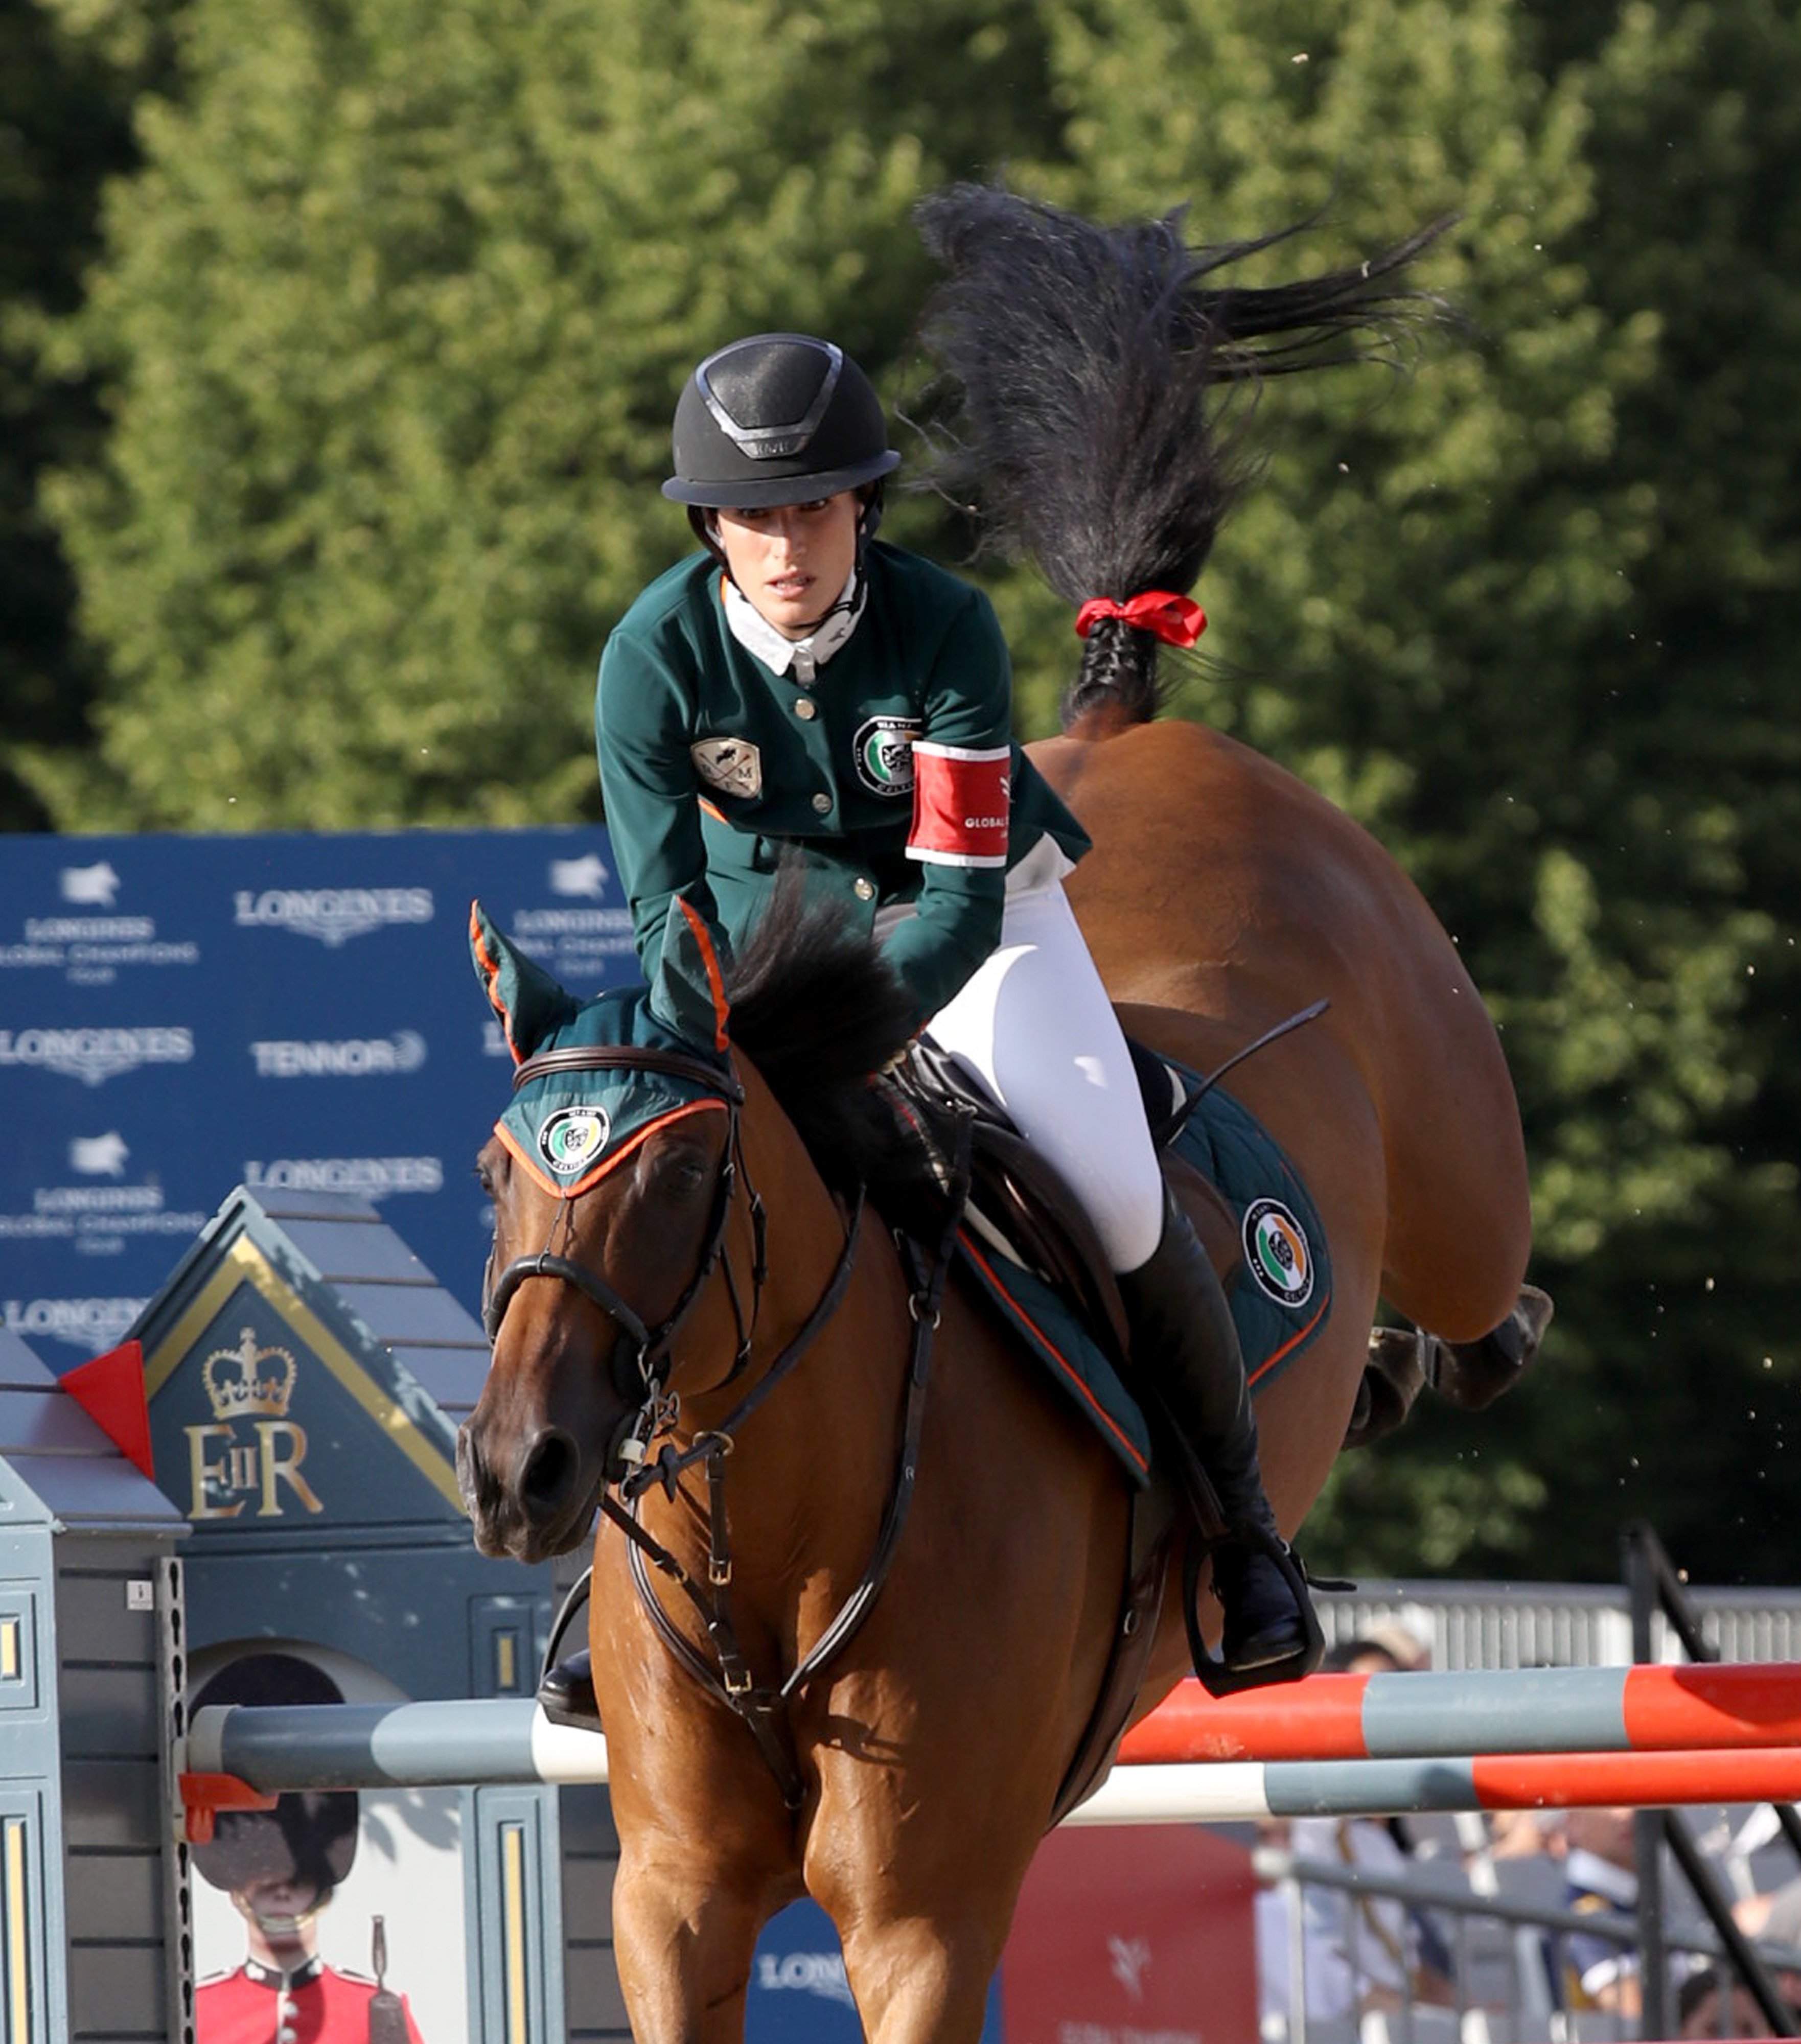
[457,901,744,1562]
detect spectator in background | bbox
[1359,1616,1433,1673]
[1487,1808,1557,1860]
[1736,1876,1801,1956]
[1676,1964,1801,2039]
[1554,1805,1642,2018]
[1332,1634,1459,1999]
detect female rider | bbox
[591,331,1312,1684]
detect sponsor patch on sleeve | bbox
[907,742,1010,868]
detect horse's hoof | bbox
[537,1647,603,1732]
[1430,1283,1555,1410]
[1346,1326,1429,1448]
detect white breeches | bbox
[924,837,1166,1273]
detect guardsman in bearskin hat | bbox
[191,1653,425,2043]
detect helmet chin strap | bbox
[804,561,870,637]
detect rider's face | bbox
[712,493,861,640]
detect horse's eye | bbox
[654,1151,712,1204]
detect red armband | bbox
[907,742,1011,868]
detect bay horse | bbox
[457,184,1537,2044]
[456,710,1532,2044]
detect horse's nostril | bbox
[521,1430,578,1513]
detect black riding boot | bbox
[538,1646,600,1730]
[1118,1190,1316,1678]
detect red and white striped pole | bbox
[1118,1662,1801,1765]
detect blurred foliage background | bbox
[6,0,1799,1587]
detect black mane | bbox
[723,863,918,1191]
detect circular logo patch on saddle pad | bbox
[538,1106,611,1178]
[1242,1197,1314,1308]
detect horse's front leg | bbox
[610,1824,792,2044]
[836,1914,1003,2044]
[601,1650,801,2041]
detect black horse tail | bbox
[911,182,1451,731]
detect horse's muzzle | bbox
[456,1416,600,1564]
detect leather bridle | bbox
[479,1035,972,1809]
[481,1043,762,1450]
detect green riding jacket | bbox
[595,543,1090,1037]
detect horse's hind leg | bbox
[1355,1282,1554,1445]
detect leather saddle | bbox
[879,1033,1243,1364]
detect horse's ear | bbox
[649,895,732,1055]
[470,900,581,1064]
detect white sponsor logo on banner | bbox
[248,1031,428,1078]
[0,1026,194,1085]
[242,1156,445,1197]
[509,907,634,938]
[753,1952,857,2009]
[550,854,610,897]
[507,903,637,986]
[3,865,199,982]
[25,915,154,942]
[3,1141,210,1253]
[1109,1936,1152,2003]
[3,1295,146,1348]
[7,923,198,982]
[71,1133,130,1176]
[61,861,121,908]
[231,887,434,946]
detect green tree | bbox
[29,0,1058,830]
[1491,0,1801,1585]
[0,0,173,827]
[988,0,1786,1583]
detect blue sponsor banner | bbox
[0,827,635,1368]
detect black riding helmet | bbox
[664,334,900,510]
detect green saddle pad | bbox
[954,1072,1332,1486]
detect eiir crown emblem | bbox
[202,1327,297,1420]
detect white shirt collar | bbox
[722,569,862,685]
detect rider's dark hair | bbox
[911,182,1452,727]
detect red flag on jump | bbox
[63,1338,155,1481]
